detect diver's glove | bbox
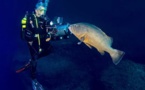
[32,79,44,90]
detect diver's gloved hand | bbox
[32,79,44,90]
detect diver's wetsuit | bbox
[16,12,70,90]
[17,12,70,82]
[20,13,53,79]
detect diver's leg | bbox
[15,43,36,73]
[29,45,44,90]
[27,42,37,79]
[30,58,37,80]
[30,58,44,90]
[39,41,53,58]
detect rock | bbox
[101,60,145,90]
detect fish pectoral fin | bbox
[77,36,85,45]
[80,36,85,42]
[85,43,92,49]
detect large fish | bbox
[68,23,125,65]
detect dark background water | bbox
[0,0,145,90]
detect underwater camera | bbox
[49,17,70,40]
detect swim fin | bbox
[32,79,44,90]
[16,59,31,73]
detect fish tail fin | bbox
[110,49,125,65]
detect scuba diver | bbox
[16,0,70,90]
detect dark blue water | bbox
[1,0,145,90]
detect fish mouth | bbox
[68,25,72,31]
